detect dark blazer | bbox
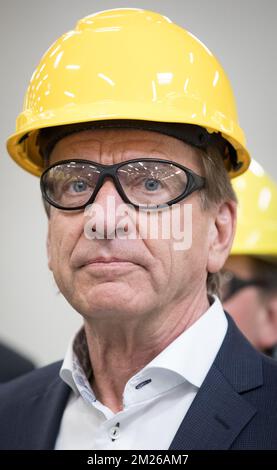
[0,342,35,383]
[0,315,277,450]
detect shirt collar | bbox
[138,295,227,388]
[60,296,227,402]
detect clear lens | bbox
[42,161,100,208]
[117,160,188,206]
[42,160,190,209]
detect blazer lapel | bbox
[170,315,263,450]
[169,363,256,449]
[15,376,71,449]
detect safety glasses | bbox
[40,158,205,210]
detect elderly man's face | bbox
[46,129,225,321]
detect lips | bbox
[83,257,132,266]
[80,256,140,276]
[72,249,147,271]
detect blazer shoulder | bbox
[0,342,35,382]
[0,360,63,404]
[0,360,70,450]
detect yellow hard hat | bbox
[7,8,250,177]
[232,160,277,256]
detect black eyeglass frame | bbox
[40,158,206,211]
[221,272,271,302]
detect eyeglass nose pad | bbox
[92,173,123,204]
[95,179,116,201]
[84,172,137,240]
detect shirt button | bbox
[135,378,152,389]
[109,426,120,440]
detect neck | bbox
[82,289,210,413]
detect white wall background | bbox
[0,0,276,366]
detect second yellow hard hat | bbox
[232,161,277,257]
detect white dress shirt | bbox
[55,296,227,450]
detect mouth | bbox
[82,257,135,266]
[80,257,142,276]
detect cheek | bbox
[144,205,211,281]
[48,212,83,270]
[143,237,172,284]
[188,206,210,266]
[144,236,192,291]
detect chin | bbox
[70,282,150,318]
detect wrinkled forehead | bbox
[37,120,213,159]
[38,120,229,161]
[48,127,191,153]
[50,129,201,166]
[39,123,210,173]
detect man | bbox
[1,8,277,450]
[222,162,277,355]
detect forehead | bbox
[48,128,204,173]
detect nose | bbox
[94,177,123,206]
[84,177,136,239]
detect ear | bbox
[47,223,53,271]
[207,200,237,274]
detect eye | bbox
[144,178,161,191]
[68,180,88,193]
